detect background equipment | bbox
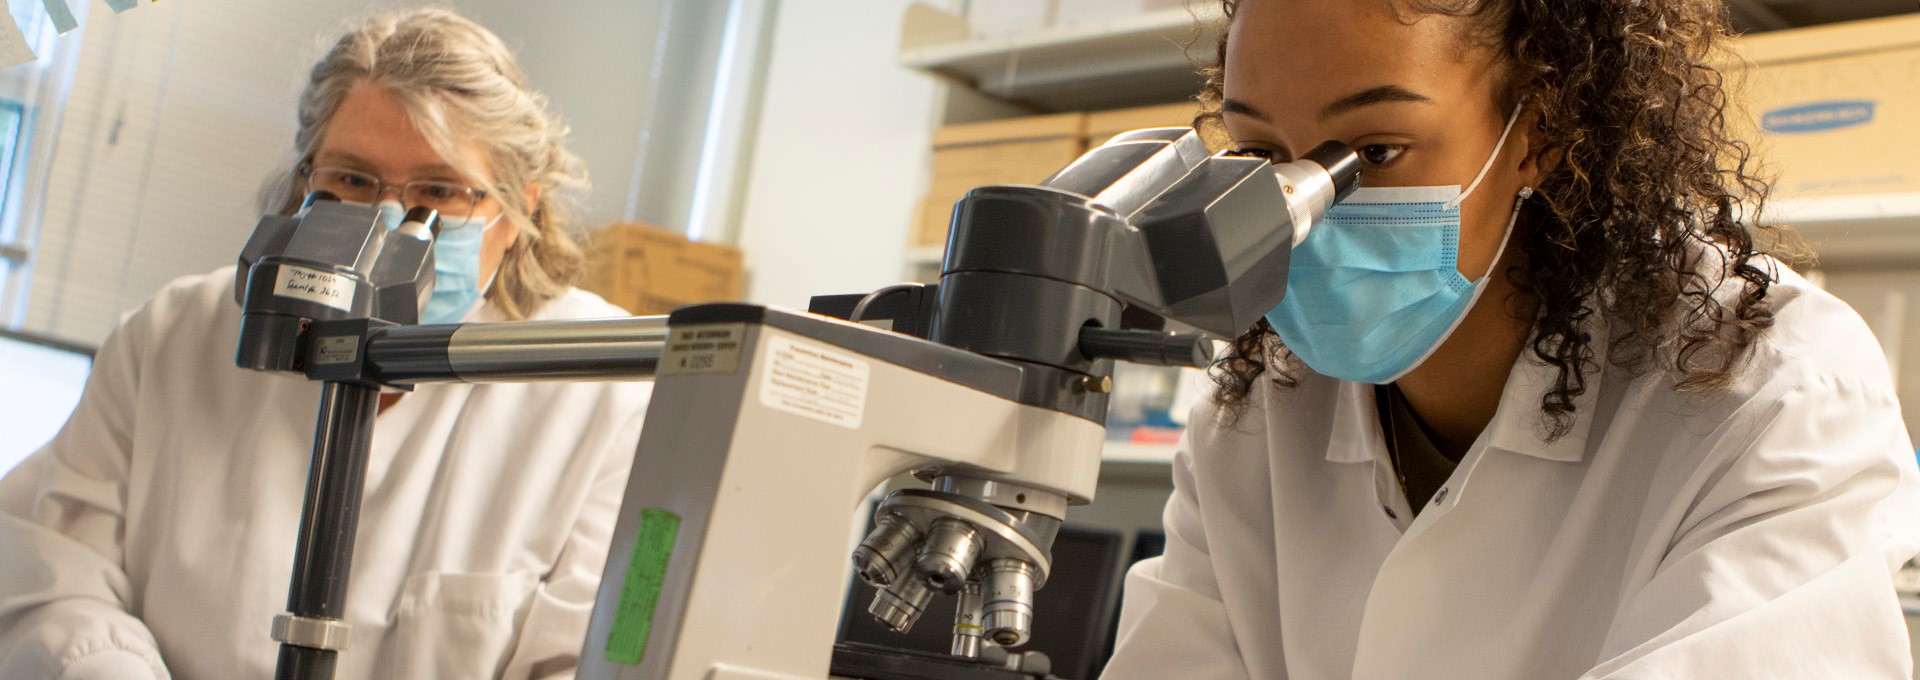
[232,128,1357,680]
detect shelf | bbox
[898,3,1225,112]
[1753,192,1920,268]
[1103,440,1178,465]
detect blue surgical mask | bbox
[1263,105,1529,384]
[378,200,500,325]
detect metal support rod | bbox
[274,382,380,680]
[369,316,671,383]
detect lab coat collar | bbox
[1326,380,1386,464]
[1482,350,1601,463]
[1323,335,1604,465]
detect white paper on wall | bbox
[0,0,38,68]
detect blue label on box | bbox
[1763,100,1877,134]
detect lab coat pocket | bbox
[389,570,540,677]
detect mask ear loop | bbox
[1445,101,1528,211]
[1476,186,1535,282]
[1381,184,1534,384]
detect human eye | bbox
[417,183,460,201]
[335,171,377,188]
[1230,146,1291,164]
[1356,143,1407,168]
[311,168,378,201]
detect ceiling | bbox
[1728,0,1919,32]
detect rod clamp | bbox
[271,613,352,651]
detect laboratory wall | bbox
[732,0,948,309]
[14,0,695,345]
[1819,269,1920,439]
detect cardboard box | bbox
[918,112,1088,247]
[1728,15,1920,198]
[1086,101,1205,147]
[578,222,744,315]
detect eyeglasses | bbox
[300,165,492,219]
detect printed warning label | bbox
[759,335,869,429]
[273,264,356,312]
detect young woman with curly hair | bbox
[1102,1,1920,677]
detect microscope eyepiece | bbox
[1302,140,1362,202]
[299,190,340,211]
[1272,141,1364,250]
[402,206,440,235]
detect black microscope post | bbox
[275,381,379,680]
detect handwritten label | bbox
[273,264,357,312]
[604,509,680,665]
[759,335,868,429]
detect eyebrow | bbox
[311,150,464,180]
[1220,98,1292,158]
[1319,85,1433,120]
[1221,97,1270,122]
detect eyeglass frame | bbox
[297,162,499,219]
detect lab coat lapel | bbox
[1349,336,1606,678]
[1324,379,1381,464]
[1322,378,1419,531]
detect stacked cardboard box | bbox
[1086,102,1205,147]
[1728,14,1920,198]
[578,222,744,315]
[916,103,1206,247]
[916,112,1087,248]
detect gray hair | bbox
[261,7,589,320]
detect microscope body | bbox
[233,196,440,373]
[577,128,1359,680]
[578,307,1102,680]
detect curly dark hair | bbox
[1200,0,1787,438]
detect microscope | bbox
[573,128,1358,680]
[232,128,1356,680]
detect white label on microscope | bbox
[760,335,868,429]
[661,324,745,375]
[273,264,356,312]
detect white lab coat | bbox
[1103,262,1920,679]
[0,267,654,679]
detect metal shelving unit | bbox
[898,3,1223,113]
[1758,192,1920,267]
[1101,441,1180,465]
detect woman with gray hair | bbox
[0,8,652,679]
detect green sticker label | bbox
[606,508,681,665]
